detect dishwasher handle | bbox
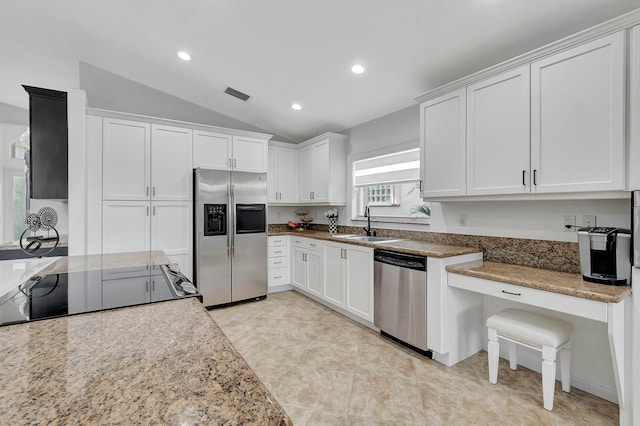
[374,249,426,271]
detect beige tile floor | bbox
[208,291,618,425]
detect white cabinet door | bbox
[102,276,150,309]
[151,125,193,200]
[232,136,267,173]
[151,201,192,273]
[277,147,298,203]
[421,89,467,197]
[531,31,625,193]
[345,246,374,322]
[103,118,151,201]
[291,247,306,290]
[324,244,345,308]
[306,250,324,297]
[267,146,278,202]
[311,140,330,202]
[298,146,313,202]
[193,130,232,170]
[467,66,531,195]
[102,201,150,254]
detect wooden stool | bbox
[486,308,574,411]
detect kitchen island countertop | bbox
[0,252,291,425]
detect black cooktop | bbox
[0,264,200,327]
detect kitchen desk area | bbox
[446,260,632,424]
[0,252,291,425]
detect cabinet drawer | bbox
[268,246,287,257]
[447,272,607,323]
[268,267,289,286]
[290,237,321,251]
[268,257,288,269]
[268,236,287,247]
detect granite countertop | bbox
[446,260,631,303]
[0,251,292,425]
[269,230,482,258]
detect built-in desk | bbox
[446,260,632,424]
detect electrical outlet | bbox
[563,215,576,231]
[582,215,596,228]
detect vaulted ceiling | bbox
[1,1,638,142]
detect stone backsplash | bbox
[269,223,580,274]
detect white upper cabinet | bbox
[193,130,232,170]
[418,30,627,199]
[299,146,314,203]
[420,89,466,198]
[466,66,531,195]
[192,131,268,173]
[297,134,347,204]
[630,25,640,190]
[151,125,193,201]
[103,118,151,201]
[268,146,298,203]
[233,136,268,172]
[103,120,192,201]
[531,31,625,193]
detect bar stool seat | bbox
[486,308,574,411]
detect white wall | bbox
[79,63,288,142]
[343,104,631,242]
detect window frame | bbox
[350,142,430,225]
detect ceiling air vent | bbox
[224,87,251,101]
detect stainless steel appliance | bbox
[373,249,430,355]
[578,226,631,285]
[0,264,200,327]
[193,168,267,307]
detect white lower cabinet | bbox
[284,236,374,323]
[324,245,346,307]
[290,237,324,295]
[324,242,374,322]
[268,236,290,289]
[102,201,192,277]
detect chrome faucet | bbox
[363,206,376,236]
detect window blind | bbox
[353,148,420,187]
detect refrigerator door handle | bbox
[227,183,231,258]
[231,184,236,258]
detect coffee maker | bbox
[577,227,631,285]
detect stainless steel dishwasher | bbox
[373,249,430,355]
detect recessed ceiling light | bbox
[351,64,365,74]
[291,103,302,111]
[177,51,191,61]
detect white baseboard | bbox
[268,284,294,293]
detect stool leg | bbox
[508,340,517,370]
[542,345,557,411]
[488,328,499,384]
[560,341,571,393]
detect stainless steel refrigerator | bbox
[193,168,267,307]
